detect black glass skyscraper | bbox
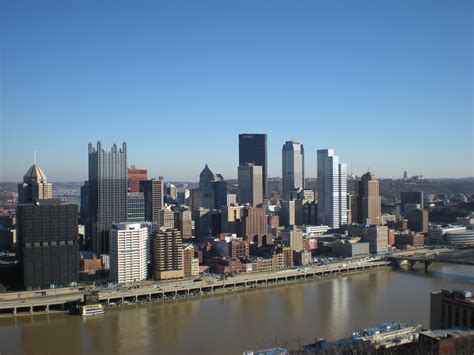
[87,141,128,254]
[239,134,268,197]
[17,199,79,290]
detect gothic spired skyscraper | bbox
[17,164,53,203]
[239,134,268,198]
[87,141,128,254]
[317,149,347,228]
[282,140,305,199]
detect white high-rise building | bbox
[317,149,347,228]
[110,222,148,284]
[282,140,305,199]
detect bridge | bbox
[385,247,474,272]
[0,260,389,317]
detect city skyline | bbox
[1,1,472,181]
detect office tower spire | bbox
[282,140,305,199]
[317,149,347,228]
[18,163,53,203]
[87,141,128,253]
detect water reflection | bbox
[0,266,472,355]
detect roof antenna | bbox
[34,150,37,164]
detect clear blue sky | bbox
[1,0,472,182]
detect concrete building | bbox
[241,207,267,245]
[183,245,199,278]
[191,188,214,211]
[17,200,79,289]
[282,225,304,251]
[157,207,174,230]
[407,209,429,233]
[87,141,128,254]
[282,140,305,199]
[356,172,382,225]
[140,178,164,222]
[238,163,263,207]
[430,289,474,329]
[367,225,388,254]
[293,250,312,266]
[126,192,145,222]
[428,225,474,246]
[151,229,184,280]
[175,210,193,239]
[17,164,53,203]
[317,149,347,228]
[281,200,296,227]
[226,193,237,206]
[127,166,147,193]
[110,223,148,284]
[239,133,268,197]
[332,240,370,258]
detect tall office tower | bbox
[158,207,175,230]
[17,164,53,203]
[151,229,184,280]
[199,164,215,190]
[194,207,211,240]
[400,191,424,214]
[317,149,347,228]
[88,141,128,254]
[17,200,79,289]
[213,174,228,209]
[281,200,296,227]
[126,192,145,222]
[239,134,268,198]
[238,164,263,206]
[110,223,148,284]
[175,210,193,239]
[241,207,267,245]
[357,172,382,225]
[79,182,89,226]
[127,166,147,193]
[140,177,164,222]
[191,188,214,210]
[282,140,305,199]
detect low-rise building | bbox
[332,240,370,258]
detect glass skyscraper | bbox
[282,140,305,199]
[239,134,268,198]
[87,141,128,254]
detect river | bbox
[0,263,473,354]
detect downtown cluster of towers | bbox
[13,133,382,289]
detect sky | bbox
[0,0,472,182]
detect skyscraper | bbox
[357,172,382,225]
[239,134,268,197]
[140,177,164,222]
[127,166,147,193]
[110,223,148,284]
[127,192,145,222]
[17,164,53,203]
[317,149,347,228]
[17,199,79,289]
[87,141,128,254]
[282,140,305,199]
[238,163,263,206]
[151,229,184,280]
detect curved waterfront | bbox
[0,264,473,355]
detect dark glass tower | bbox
[87,141,128,254]
[17,199,79,290]
[239,134,268,198]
